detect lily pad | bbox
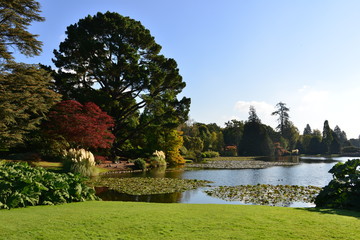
[90,177,212,195]
[204,184,322,206]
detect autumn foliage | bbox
[45,100,115,149]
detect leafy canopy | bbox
[44,100,115,150]
[315,159,360,210]
[52,11,190,154]
[0,63,61,148]
[0,0,44,62]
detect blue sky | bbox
[14,0,360,138]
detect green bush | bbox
[134,158,147,171]
[342,146,359,154]
[315,159,360,210]
[0,162,99,209]
[201,151,220,158]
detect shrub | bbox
[0,162,99,209]
[134,158,147,171]
[62,149,96,177]
[342,146,359,154]
[201,151,220,158]
[315,159,360,210]
[150,150,167,168]
[223,146,238,156]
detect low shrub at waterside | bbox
[201,151,220,158]
[62,148,97,177]
[0,162,99,209]
[134,158,147,170]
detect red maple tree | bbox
[45,100,115,149]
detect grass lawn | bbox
[0,201,359,240]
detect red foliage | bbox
[45,100,115,149]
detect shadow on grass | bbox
[295,207,360,219]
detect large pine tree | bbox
[52,12,190,156]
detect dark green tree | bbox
[330,131,341,154]
[248,105,261,123]
[322,120,333,154]
[333,125,347,145]
[303,124,312,135]
[223,119,244,148]
[0,63,61,148]
[282,122,300,150]
[0,0,44,62]
[196,124,212,151]
[272,102,290,136]
[240,121,273,156]
[307,135,323,155]
[52,12,190,156]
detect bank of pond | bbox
[91,156,351,207]
[0,156,354,209]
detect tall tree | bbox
[52,12,190,155]
[272,102,290,136]
[240,121,273,156]
[0,0,44,62]
[223,119,244,147]
[282,122,300,150]
[0,63,61,148]
[303,124,312,135]
[333,125,347,145]
[248,105,261,123]
[322,120,333,154]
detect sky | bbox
[13,0,360,138]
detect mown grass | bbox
[0,201,359,240]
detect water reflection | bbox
[95,156,351,207]
[97,189,182,203]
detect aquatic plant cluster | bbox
[187,160,298,169]
[205,184,322,207]
[90,177,211,195]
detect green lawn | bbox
[0,201,359,240]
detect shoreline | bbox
[186,160,298,169]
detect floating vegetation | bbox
[90,177,212,195]
[204,184,322,207]
[187,160,298,170]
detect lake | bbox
[96,156,352,207]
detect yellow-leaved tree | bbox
[162,130,185,165]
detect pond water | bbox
[96,156,352,207]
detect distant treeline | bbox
[179,103,360,159]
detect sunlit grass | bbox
[32,161,62,168]
[0,201,359,240]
